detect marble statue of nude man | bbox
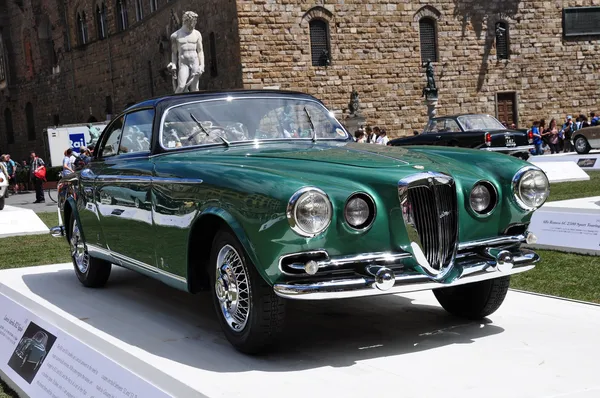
[167,11,205,93]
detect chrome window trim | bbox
[511,165,549,212]
[343,192,377,232]
[468,180,499,217]
[286,186,333,238]
[157,96,350,152]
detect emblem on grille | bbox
[439,210,451,219]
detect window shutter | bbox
[310,20,330,67]
[419,18,438,63]
[495,22,509,60]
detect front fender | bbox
[193,206,266,283]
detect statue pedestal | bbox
[426,99,438,120]
[343,114,366,135]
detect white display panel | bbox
[0,293,170,398]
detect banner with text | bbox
[0,293,170,398]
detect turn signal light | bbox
[485,132,492,147]
[527,130,534,144]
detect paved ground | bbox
[1,263,599,398]
[4,190,58,213]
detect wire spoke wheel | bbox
[70,220,89,274]
[215,244,251,332]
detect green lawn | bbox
[547,170,600,201]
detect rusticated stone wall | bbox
[235,0,600,135]
[0,0,242,161]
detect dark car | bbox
[389,114,534,159]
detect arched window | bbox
[309,20,330,67]
[419,17,438,63]
[77,12,89,45]
[135,0,143,21]
[4,108,14,144]
[25,102,36,141]
[495,21,510,60]
[150,0,158,12]
[97,4,108,39]
[116,0,128,32]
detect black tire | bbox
[209,229,285,354]
[574,136,591,154]
[0,197,4,211]
[69,213,112,288]
[433,276,510,320]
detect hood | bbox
[211,141,438,169]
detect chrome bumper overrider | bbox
[273,235,539,300]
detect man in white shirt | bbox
[376,129,389,145]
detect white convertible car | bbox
[0,169,8,210]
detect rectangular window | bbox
[563,7,600,37]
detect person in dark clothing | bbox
[30,151,45,203]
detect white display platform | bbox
[2,264,600,398]
[528,196,600,255]
[0,206,49,238]
[529,160,590,183]
[529,150,600,170]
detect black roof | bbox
[432,113,495,120]
[125,89,319,112]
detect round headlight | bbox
[513,168,550,210]
[469,181,497,215]
[287,188,332,237]
[344,193,376,229]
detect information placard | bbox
[529,210,600,253]
[0,294,170,398]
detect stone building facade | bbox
[1,0,599,161]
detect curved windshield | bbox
[161,97,349,149]
[457,115,506,131]
[33,331,48,345]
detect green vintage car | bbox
[52,90,549,354]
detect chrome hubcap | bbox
[215,245,250,332]
[70,221,89,274]
[576,138,587,151]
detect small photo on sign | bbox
[7,322,57,384]
[577,158,597,168]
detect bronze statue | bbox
[425,60,436,90]
[348,89,360,116]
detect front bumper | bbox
[273,234,539,300]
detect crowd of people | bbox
[529,112,598,155]
[352,126,389,145]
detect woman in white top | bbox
[376,129,389,145]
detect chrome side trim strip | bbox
[458,234,526,251]
[95,175,203,185]
[107,251,187,284]
[274,250,539,300]
[87,244,112,258]
[152,177,203,184]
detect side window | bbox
[443,119,461,133]
[100,116,124,158]
[119,109,154,154]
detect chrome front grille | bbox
[399,173,458,275]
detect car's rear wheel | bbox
[574,136,591,154]
[69,214,112,288]
[209,229,285,354]
[433,276,510,320]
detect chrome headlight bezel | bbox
[344,192,376,231]
[512,166,550,211]
[287,187,333,238]
[469,180,498,216]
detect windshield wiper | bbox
[189,113,230,147]
[304,107,317,143]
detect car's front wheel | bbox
[433,276,510,320]
[574,136,591,154]
[69,214,112,288]
[209,229,285,354]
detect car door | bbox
[95,109,156,266]
[77,117,125,252]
